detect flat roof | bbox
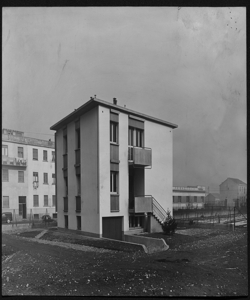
[50,97,178,131]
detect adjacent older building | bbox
[2,128,56,220]
[50,97,178,240]
[173,186,206,210]
[220,178,247,207]
[204,193,224,207]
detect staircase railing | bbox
[152,196,168,224]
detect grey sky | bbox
[2,7,246,191]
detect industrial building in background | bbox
[2,128,56,221]
[50,97,177,240]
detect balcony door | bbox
[19,196,26,219]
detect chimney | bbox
[113,98,117,105]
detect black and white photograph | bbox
[2,7,247,296]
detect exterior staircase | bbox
[152,196,168,225]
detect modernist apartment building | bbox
[220,178,247,207]
[2,128,56,220]
[172,186,206,210]
[50,97,177,240]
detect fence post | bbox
[233,206,236,230]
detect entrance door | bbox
[19,197,27,219]
[102,217,123,240]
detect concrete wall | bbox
[144,122,173,215]
[56,129,64,228]
[80,107,99,234]
[98,107,129,234]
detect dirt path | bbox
[2,228,248,296]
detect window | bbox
[76,128,80,149]
[44,195,48,207]
[63,136,68,154]
[194,196,197,202]
[65,215,68,229]
[110,122,118,143]
[2,196,9,208]
[52,151,55,162]
[76,175,81,195]
[2,169,9,182]
[128,127,144,147]
[33,148,38,160]
[178,196,182,203]
[201,196,204,202]
[33,195,39,207]
[43,173,48,184]
[43,150,48,161]
[186,196,190,203]
[34,214,39,219]
[77,216,81,230]
[18,147,24,158]
[52,195,56,207]
[33,172,39,182]
[2,145,8,156]
[18,171,24,183]
[52,173,55,185]
[110,171,118,193]
[64,177,68,196]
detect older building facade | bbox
[173,186,206,210]
[50,97,177,240]
[2,128,56,220]
[220,178,247,207]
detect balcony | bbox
[130,196,153,213]
[128,146,152,167]
[2,156,27,168]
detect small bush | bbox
[162,210,177,235]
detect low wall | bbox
[124,234,169,253]
[2,223,32,231]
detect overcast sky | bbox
[2,7,246,191]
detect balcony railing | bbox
[133,196,153,213]
[128,146,152,167]
[111,194,119,212]
[110,144,119,162]
[76,196,81,212]
[2,156,27,167]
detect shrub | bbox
[162,209,177,235]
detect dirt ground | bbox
[2,226,248,296]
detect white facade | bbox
[173,186,206,210]
[2,129,56,220]
[51,98,177,239]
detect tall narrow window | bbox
[44,195,49,207]
[64,177,68,196]
[186,196,190,203]
[194,196,197,202]
[76,128,80,149]
[110,171,118,193]
[33,195,39,207]
[2,145,8,156]
[2,196,9,208]
[2,169,9,182]
[43,150,48,161]
[128,127,144,147]
[52,151,55,162]
[63,135,68,154]
[18,171,24,183]
[33,148,38,160]
[110,122,118,143]
[52,173,55,185]
[33,172,39,182]
[178,196,181,203]
[52,195,56,207]
[201,197,204,202]
[43,173,48,184]
[18,147,24,158]
[76,175,81,195]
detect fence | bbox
[173,205,247,229]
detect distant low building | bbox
[2,128,56,220]
[220,178,247,207]
[173,186,206,210]
[205,193,225,207]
